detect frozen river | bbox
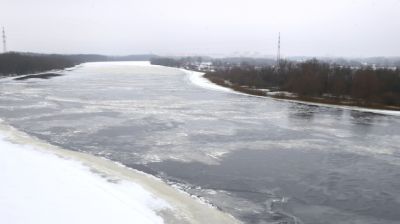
[1,62,400,224]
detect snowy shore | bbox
[0,120,240,224]
[183,69,400,116]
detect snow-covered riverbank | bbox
[183,68,400,116]
[0,120,240,224]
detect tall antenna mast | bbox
[2,27,6,53]
[277,32,281,65]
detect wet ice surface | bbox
[1,62,400,224]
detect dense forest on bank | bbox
[151,56,400,68]
[0,52,155,77]
[205,59,400,108]
[0,52,76,76]
[150,57,400,108]
[150,56,207,70]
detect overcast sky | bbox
[1,0,400,57]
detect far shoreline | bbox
[182,68,400,116]
[208,75,400,111]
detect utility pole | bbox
[277,32,281,66]
[2,27,7,53]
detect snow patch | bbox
[183,69,236,93]
[0,129,168,224]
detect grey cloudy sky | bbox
[1,0,400,57]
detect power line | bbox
[277,32,281,65]
[2,27,7,53]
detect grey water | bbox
[1,62,400,224]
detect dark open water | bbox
[1,62,400,224]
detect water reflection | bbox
[288,104,318,120]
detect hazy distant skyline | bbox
[1,0,400,57]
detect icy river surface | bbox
[1,62,400,224]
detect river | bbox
[1,62,400,224]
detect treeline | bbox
[0,52,155,77]
[285,57,400,68]
[0,52,77,76]
[212,57,276,67]
[205,59,400,107]
[150,56,206,70]
[150,57,183,67]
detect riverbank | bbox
[0,120,240,224]
[184,69,400,116]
